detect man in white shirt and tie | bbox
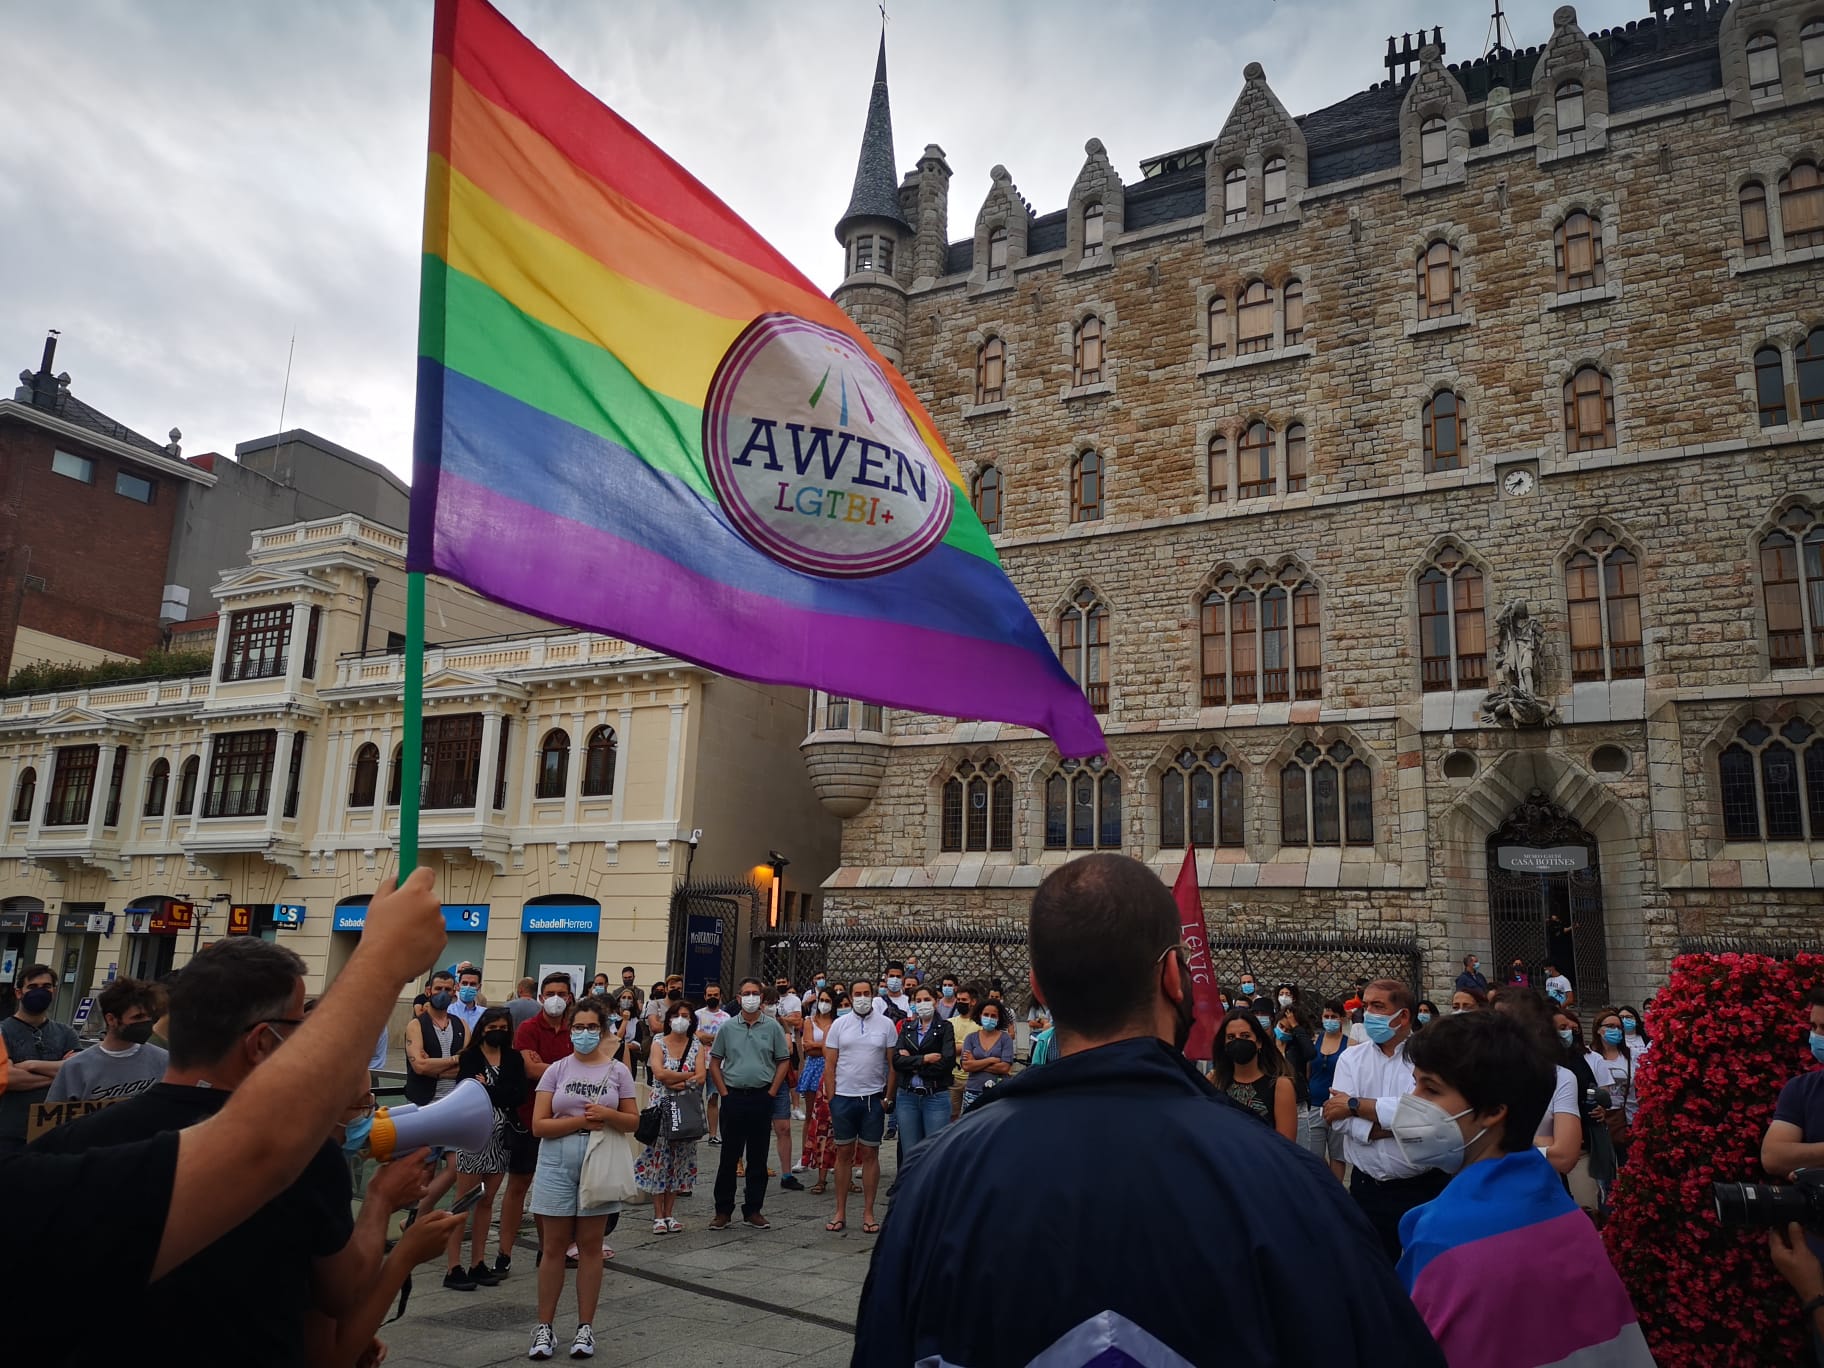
[1320,977,1447,1262]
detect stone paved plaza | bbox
[380,1125,880,1367]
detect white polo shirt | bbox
[825,1009,898,1096]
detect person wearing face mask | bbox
[1237,973,1260,1002]
[637,997,708,1233]
[1454,954,1489,996]
[1307,998,1352,1177]
[880,963,912,1019]
[947,985,979,1120]
[1448,987,1486,1014]
[1488,987,1585,1179]
[528,998,640,1361]
[1762,986,1824,1201]
[1274,1000,1316,1149]
[855,855,1442,1367]
[935,975,961,1019]
[1392,1011,1654,1366]
[798,988,839,1191]
[1414,1000,1439,1031]
[1275,983,1299,1011]
[887,986,955,1165]
[591,974,612,999]
[618,967,644,1013]
[695,985,730,1146]
[33,936,394,1365]
[770,977,806,1130]
[404,968,468,1221]
[959,1000,1015,1115]
[452,966,487,1036]
[1213,1009,1296,1141]
[1615,1003,1651,1056]
[443,1006,530,1290]
[0,964,79,1150]
[822,978,899,1234]
[501,972,576,1282]
[46,977,166,1104]
[707,978,792,1231]
[1321,977,1446,1261]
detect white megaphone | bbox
[366,1077,495,1161]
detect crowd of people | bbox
[8,854,1824,1365]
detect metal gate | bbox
[1204,931,1423,1006]
[666,878,759,996]
[753,921,1030,1002]
[1487,790,1609,1006]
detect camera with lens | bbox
[1713,1167,1824,1232]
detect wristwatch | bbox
[1347,1097,1361,1116]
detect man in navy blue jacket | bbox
[854,853,1445,1367]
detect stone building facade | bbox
[0,514,838,1027]
[803,0,1824,1007]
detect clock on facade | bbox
[1503,469,1537,496]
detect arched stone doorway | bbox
[1486,790,1608,1005]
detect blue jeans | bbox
[893,1089,952,1165]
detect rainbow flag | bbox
[411,0,1104,757]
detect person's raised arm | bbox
[156,868,445,1281]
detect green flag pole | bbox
[398,570,426,878]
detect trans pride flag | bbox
[1398,1150,1655,1367]
[411,0,1104,757]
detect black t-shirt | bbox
[33,1082,354,1367]
[2,1133,176,1325]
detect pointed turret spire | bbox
[835,32,911,245]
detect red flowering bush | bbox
[1603,952,1824,1366]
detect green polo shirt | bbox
[711,1012,791,1089]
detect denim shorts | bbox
[529,1130,624,1219]
[829,1091,885,1147]
[772,1085,791,1121]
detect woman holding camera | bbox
[527,998,639,1361]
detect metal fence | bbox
[1202,931,1424,1006]
[667,877,759,993]
[749,923,1422,1011]
[1675,935,1820,960]
[753,921,1032,1003]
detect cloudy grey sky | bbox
[1,0,1647,480]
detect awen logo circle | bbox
[703,313,953,578]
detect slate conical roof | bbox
[835,34,912,244]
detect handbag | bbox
[658,1085,708,1142]
[634,1102,662,1146]
[579,1127,639,1207]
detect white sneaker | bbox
[791,1162,805,1173]
[529,1324,555,1360]
[570,1323,596,1359]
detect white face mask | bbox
[542,995,567,1017]
[852,995,874,1016]
[886,977,903,993]
[1277,994,1294,1008]
[914,1000,935,1019]
[816,1000,833,1015]
[1389,1093,1484,1174]
[740,993,763,1014]
[670,1016,692,1034]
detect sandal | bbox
[665,1217,682,1233]
[809,1182,827,1195]
[862,1220,881,1234]
[653,1219,668,1235]
[824,1218,846,1232]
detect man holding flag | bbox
[854,854,1443,1367]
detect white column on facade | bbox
[283,602,312,694]
[376,724,395,833]
[266,725,299,837]
[474,710,503,826]
[562,709,583,826]
[157,743,178,847]
[24,743,53,844]
[86,739,120,843]
[208,615,232,690]
[662,700,685,824]
[110,744,144,844]
[613,704,633,818]
[514,707,539,827]
[316,723,345,838]
[187,736,214,838]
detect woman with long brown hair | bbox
[1212,1006,1296,1142]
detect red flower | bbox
[1602,952,1821,1364]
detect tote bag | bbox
[658,1085,707,1142]
[579,1128,639,1207]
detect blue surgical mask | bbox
[1240,982,1256,996]
[430,991,453,1011]
[1810,1032,1824,1065]
[942,985,956,999]
[1255,1015,1271,1031]
[836,1006,852,1018]
[1273,1026,1289,1042]
[1557,1028,1575,1046]
[1417,1012,1432,1025]
[571,1028,602,1054]
[1363,1010,1401,1045]
[1322,1018,1342,1034]
[1603,1027,1625,1046]
[1622,1019,1639,1035]
[458,986,478,1004]
[341,1113,374,1155]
